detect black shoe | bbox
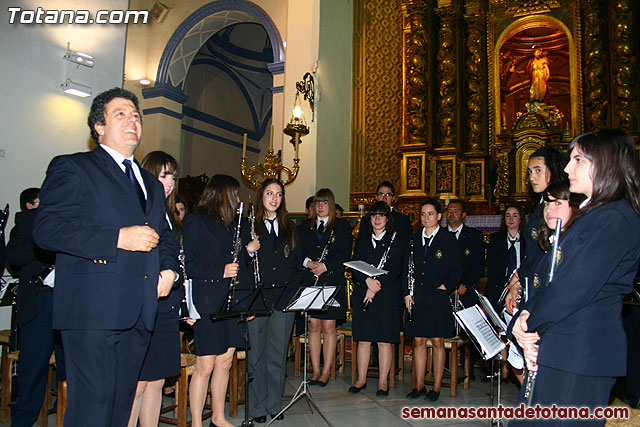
[308,379,320,385]
[317,379,329,387]
[376,388,388,397]
[348,383,367,393]
[426,389,440,402]
[252,415,267,423]
[270,413,284,420]
[406,387,426,398]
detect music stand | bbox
[265,286,337,427]
[210,281,273,427]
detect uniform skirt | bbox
[193,316,245,356]
[404,289,456,338]
[352,304,401,344]
[139,310,180,380]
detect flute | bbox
[362,232,397,312]
[524,218,562,406]
[407,239,415,321]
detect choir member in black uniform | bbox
[512,129,640,424]
[246,178,303,423]
[183,174,255,427]
[128,152,183,427]
[505,147,569,314]
[299,188,352,386]
[485,205,526,311]
[349,201,405,396]
[485,204,526,383]
[404,198,461,402]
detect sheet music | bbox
[476,291,507,331]
[343,260,388,277]
[183,278,201,320]
[455,305,505,360]
[286,286,338,311]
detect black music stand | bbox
[210,281,274,427]
[265,285,338,427]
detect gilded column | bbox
[403,1,429,145]
[583,0,608,131]
[464,2,484,152]
[436,0,458,148]
[611,0,638,132]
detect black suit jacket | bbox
[243,219,303,311]
[453,225,484,306]
[485,231,526,307]
[6,210,56,324]
[403,227,462,306]
[33,146,178,331]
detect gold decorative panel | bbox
[402,153,426,194]
[463,161,484,199]
[434,158,454,193]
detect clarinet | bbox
[313,229,335,286]
[223,202,244,312]
[0,204,8,235]
[407,239,415,322]
[248,202,262,289]
[363,232,397,312]
[523,218,562,406]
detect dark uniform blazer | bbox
[351,231,406,309]
[6,209,56,324]
[403,227,462,306]
[454,225,485,307]
[298,217,353,308]
[358,209,413,242]
[524,200,640,377]
[518,203,544,279]
[183,214,252,315]
[485,231,526,307]
[157,222,183,314]
[244,219,303,311]
[33,146,178,331]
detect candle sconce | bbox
[240,73,313,189]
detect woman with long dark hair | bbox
[512,129,640,421]
[404,198,461,402]
[505,146,569,313]
[349,201,405,396]
[128,151,182,427]
[246,178,302,423]
[298,188,352,386]
[183,174,255,427]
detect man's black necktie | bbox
[507,237,518,278]
[266,218,277,247]
[423,236,432,256]
[317,220,325,242]
[122,159,146,211]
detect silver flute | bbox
[523,218,562,406]
[247,202,262,289]
[362,231,397,311]
[223,202,244,312]
[407,239,415,321]
[313,229,335,286]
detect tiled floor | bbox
[5,361,521,426]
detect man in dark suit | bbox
[446,200,485,378]
[359,181,412,240]
[33,88,178,427]
[7,188,65,427]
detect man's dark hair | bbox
[20,187,40,211]
[376,181,396,195]
[305,196,315,210]
[335,204,344,214]
[448,199,467,213]
[88,87,141,143]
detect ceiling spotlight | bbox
[60,79,92,97]
[139,78,152,87]
[63,43,94,68]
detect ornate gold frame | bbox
[489,14,583,147]
[401,152,427,195]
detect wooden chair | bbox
[294,333,345,378]
[226,350,246,418]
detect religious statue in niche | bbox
[527,47,549,102]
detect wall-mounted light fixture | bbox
[295,72,314,121]
[60,42,93,98]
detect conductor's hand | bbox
[117,225,159,252]
[223,262,239,279]
[246,237,260,254]
[365,278,381,294]
[404,295,414,311]
[157,270,176,298]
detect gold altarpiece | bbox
[350,0,639,219]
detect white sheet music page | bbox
[455,305,505,359]
[343,260,388,277]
